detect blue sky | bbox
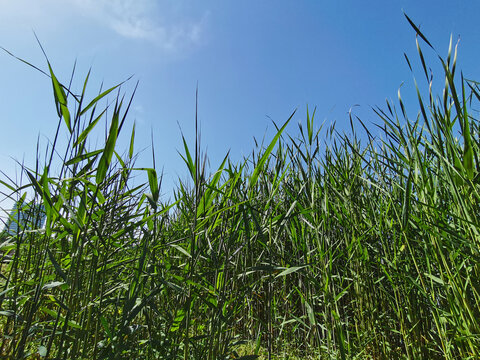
[1,1,479,208]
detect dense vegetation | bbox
[1,20,480,359]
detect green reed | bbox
[1,15,480,359]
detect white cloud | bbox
[69,0,207,50]
[0,0,207,52]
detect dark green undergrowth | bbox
[1,16,480,360]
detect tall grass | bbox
[1,16,480,359]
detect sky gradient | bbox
[1,1,479,208]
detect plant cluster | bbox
[1,18,480,360]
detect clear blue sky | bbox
[1,1,479,208]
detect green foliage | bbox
[1,16,480,360]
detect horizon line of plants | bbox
[1,15,480,360]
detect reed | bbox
[1,15,479,359]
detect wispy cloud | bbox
[0,0,207,52]
[70,0,207,50]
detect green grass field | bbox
[1,18,480,359]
